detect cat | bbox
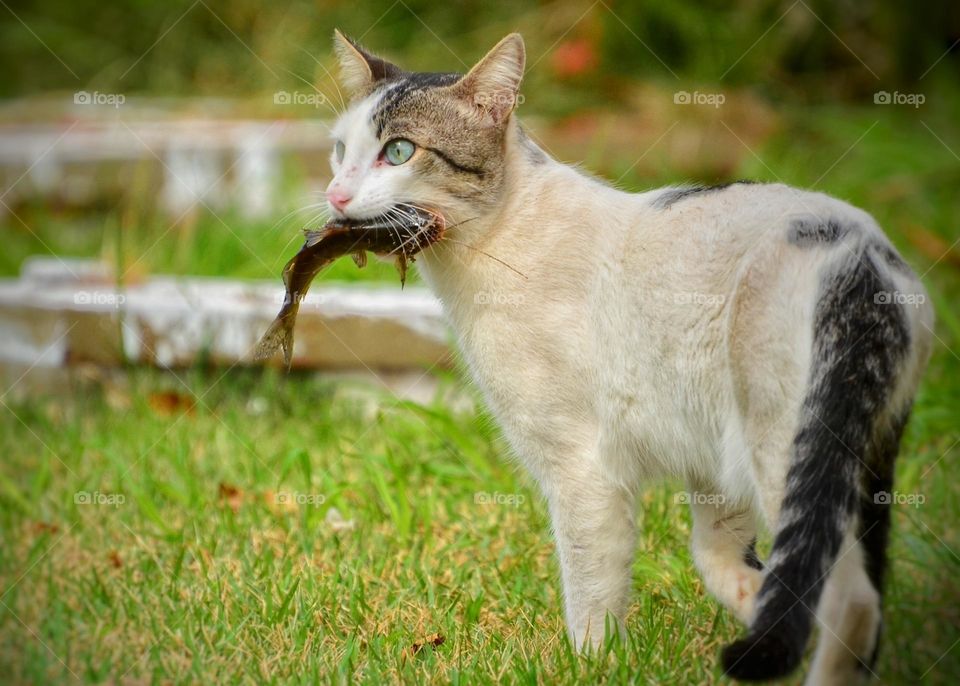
[324,30,933,684]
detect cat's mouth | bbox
[329,205,443,236]
[325,205,445,256]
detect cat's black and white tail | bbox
[722,245,918,681]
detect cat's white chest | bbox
[422,248,736,490]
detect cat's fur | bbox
[326,31,933,684]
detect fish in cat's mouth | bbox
[255,204,446,367]
[329,205,444,247]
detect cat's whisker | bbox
[390,204,447,257]
[297,46,347,113]
[267,203,331,233]
[392,204,525,279]
[442,237,527,280]
[279,66,342,119]
[392,208,436,254]
[388,201,443,245]
[380,208,408,256]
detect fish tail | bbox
[254,315,295,370]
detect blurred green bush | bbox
[2,0,957,104]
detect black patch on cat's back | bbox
[870,241,911,273]
[652,180,758,210]
[787,217,856,247]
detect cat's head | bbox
[325,31,526,227]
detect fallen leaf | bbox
[218,482,243,512]
[148,391,196,417]
[409,633,445,657]
[218,483,240,498]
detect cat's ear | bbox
[454,33,526,125]
[332,29,402,95]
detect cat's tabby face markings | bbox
[326,31,525,221]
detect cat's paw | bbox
[699,561,763,625]
[730,567,763,624]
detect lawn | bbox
[0,347,958,684]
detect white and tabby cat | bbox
[324,30,933,684]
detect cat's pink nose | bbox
[326,190,353,212]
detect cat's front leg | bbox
[542,466,637,650]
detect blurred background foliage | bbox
[2,0,958,102]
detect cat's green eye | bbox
[383,139,415,165]
[335,140,345,163]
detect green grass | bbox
[0,353,958,684]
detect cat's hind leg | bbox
[689,491,764,624]
[805,530,881,686]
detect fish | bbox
[254,206,445,368]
